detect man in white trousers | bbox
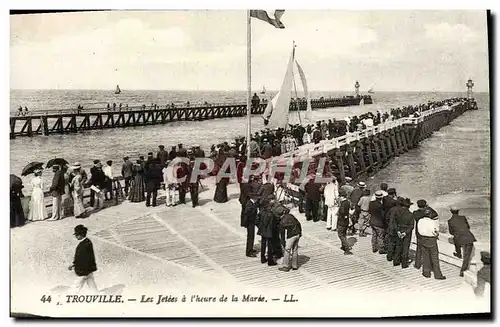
[324,176,340,231]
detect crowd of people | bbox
[11,96,488,291]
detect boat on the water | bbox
[260,85,266,94]
[115,85,121,95]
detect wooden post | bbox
[27,117,33,137]
[384,132,393,158]
[378,136,387,163]
[399,128,408,152]
[355,142,366,174]
[335,150,346,183]
[42,115,49,136]
[346,145,357,180]
[364,139,375,172]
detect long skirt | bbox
[129,175,145,202]
[10,194,26,228]
[28,188,46,221]
[213,180,228,203]
[73,190,86,217]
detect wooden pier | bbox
[9,96,372,138]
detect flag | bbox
[250,10,285,29]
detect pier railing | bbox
[278,103,460,161]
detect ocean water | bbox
[9,90,490,242]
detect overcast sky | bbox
[10,10,489,92]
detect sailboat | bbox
[367,85,375,94]
[262,43,313,128]
[115,85,121,95]
[260,85,266,95]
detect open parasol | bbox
[46,158,69,168]
[21,161,44,176]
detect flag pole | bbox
[246,10,252,159]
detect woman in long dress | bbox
[128,160,145,202]
[213,152,229,203]
[70,165,86,218]
[62,165,74,217]
[28,169,46,221]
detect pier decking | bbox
[9,96,372,138]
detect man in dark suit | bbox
[337,191,352,255]
[448,206,477,276]
[168,146,177,161]
[243,197,258,257]
[157,145,168,165]
[69,225,98,292]
[368,191,387,254]
[144,160,162,207]
[393,198,414,268]
[90,161,106,209]
[47,165,66,221]
[188,162,200,208]
[305,175,322,222]
[239,174,251,227]
[258,196,277,266]
[121,156,134,197]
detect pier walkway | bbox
[10,95,372,138]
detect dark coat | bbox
[350,187,364,209]
[448,214,476,245]
[337,199,350,227]
[305,181,322,201]
[395,207,414,235]
[90,166,106,189]
[368,199,385,228]
[279,213,302,239]
[386,205,403,235]
[157,150,168,165]
[144,163,162,192]
[239,182,250,207]
[248,180,262,201]
[168,149,177,161]
[257,205,274,238]
[242,199,258,227]
[121,160,134,178]
[73,238,97,277]
[258,183,275,204]
[49,170,66,196]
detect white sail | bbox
[261,49,295,129]
[261,85,266,94]
[367,84,375,94]
[295,60,313,121]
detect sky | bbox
[10,10,490,92]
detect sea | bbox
[9,90,491,243]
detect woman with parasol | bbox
[28,168,46,221]
[21,161,46,222]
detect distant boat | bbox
[368,85,375,94]
[260,85,266,94]
[115,85,121,95]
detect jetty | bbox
[12,97,489,310]
[9,95,372,139]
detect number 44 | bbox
[40,295,52,303]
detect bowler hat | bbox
[401,198,413,207]
[387,188,396,195]
[73,224,87,236]
[159,145,165,149]
[93,159,100,165]
[148,152,153,156]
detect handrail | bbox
[276,102,461,161]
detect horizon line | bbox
[9,88,485,93]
